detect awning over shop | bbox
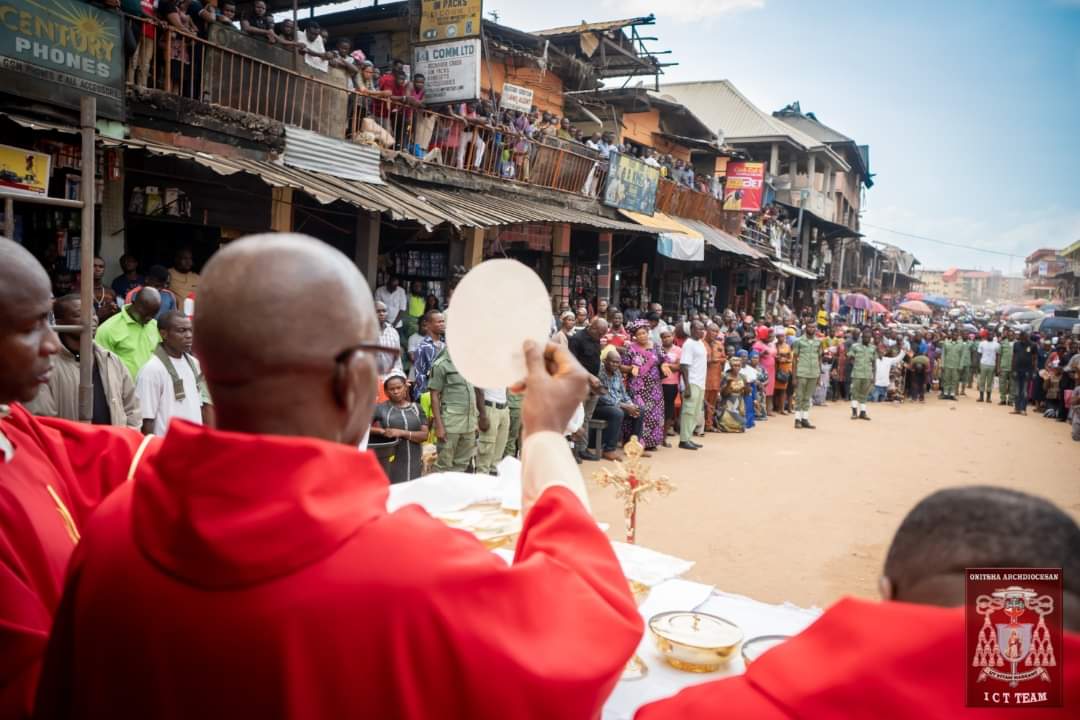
[618,210,705,261]
[775,200,862,239]
[387,181,657,234]
[675,217,767,260]
[772,260,818,280]
[110,137,656,233]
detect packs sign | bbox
[419,0,481,41]
[0,143,51,196]
[0,0,124,118]
[413,38,480,105]
[500,82,533,113]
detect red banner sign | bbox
[722,161,766,212]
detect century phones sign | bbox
[0,0,124,118]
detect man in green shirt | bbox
[403,280,427,354]
[428,346,479,472]
[848,328,876,421]
[939,329,964,401]
[94,287,162,379]
[997,328,1014,405]
[791,323,822,429]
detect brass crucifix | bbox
[592,436,675,544]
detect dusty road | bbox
[582,395,1079,609]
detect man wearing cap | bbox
[791,323,821,429]
[997,328,1014,405]
[976,330,1000,403]
[848,328,876,420]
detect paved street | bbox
[584,396,1080,609]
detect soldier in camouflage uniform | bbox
[997,328,1014,405]
[429,346,479,472]
[958,332,972,396]
[791,323,822,429]
[847,328,876,421]
[939,329,965,401]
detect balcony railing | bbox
[124,14,608,198]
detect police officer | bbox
[939,329,964,401]
[998,328,1014,405]
[848,328,876,421]
[791,322,822,429]
[429,346,479,472]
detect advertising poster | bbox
[419,0,482,41]
[0,144,51,196]
[500,82,534,113]
[413,38,480,105]
[722,161,766,212]
[0,0,124,118]
[602,152,659,216]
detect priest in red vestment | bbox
[34,234,643,719]
[0,238,145,718]
[635,486,1080,719]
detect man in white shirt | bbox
[977,333,1001,403]
[375,300,405,377]
[300,21,330,72]
[678,320,707,450]
[476,386,510,475]
[872,348,906,403]
[135,312,210,436]
[374,276,408,330]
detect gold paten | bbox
[649,611,744,673]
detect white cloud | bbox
[601,0,765,22]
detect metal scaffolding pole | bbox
[78,96,97,422]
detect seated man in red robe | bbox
[0,238,145,718]
[34,234,643,719]
[636,486,1080,719]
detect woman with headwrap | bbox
[717,355,748,432]
[751,326,776,417]
[621,320,665,450]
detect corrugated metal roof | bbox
[110,137,661,233]
[284,127,383,184]
[773,261,818,280]
[533,16,651,37]
[676,218,767,259]
[386,181,657,234]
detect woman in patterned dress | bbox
[621,321,665,450]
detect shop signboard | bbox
[0,0,125,118]
[413,38,480,105]
[500,82,533,113]
[602,152,659,216]
[419,0,482,41]
[0,143,51,196]
[722,161,766,212]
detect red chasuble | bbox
[635,597,1080,719]
[35,420,642,719]
[0,404,142,719]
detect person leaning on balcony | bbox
[241,0,278,43]
[128,0,158,87]
[300,21,332,72]
[330,38,362,90]
[273,18,305,50]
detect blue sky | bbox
[314,0,1080,272]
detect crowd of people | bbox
[2,233,1078,719]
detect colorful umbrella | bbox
[843,293,871,310]
[1009,310,1045,322]
[904,291,924,301]
[898,300,932,315]
[869,301,887,314]
[923,295,951,308]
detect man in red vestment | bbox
[0,238,144,718]
[35,234,643,719]
[635,486,1080,719]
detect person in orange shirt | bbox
[703,322,726,432]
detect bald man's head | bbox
[129,287,161,325]
[195,233,378,445]
[883,486,1080,630]
[0,237,60,403]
